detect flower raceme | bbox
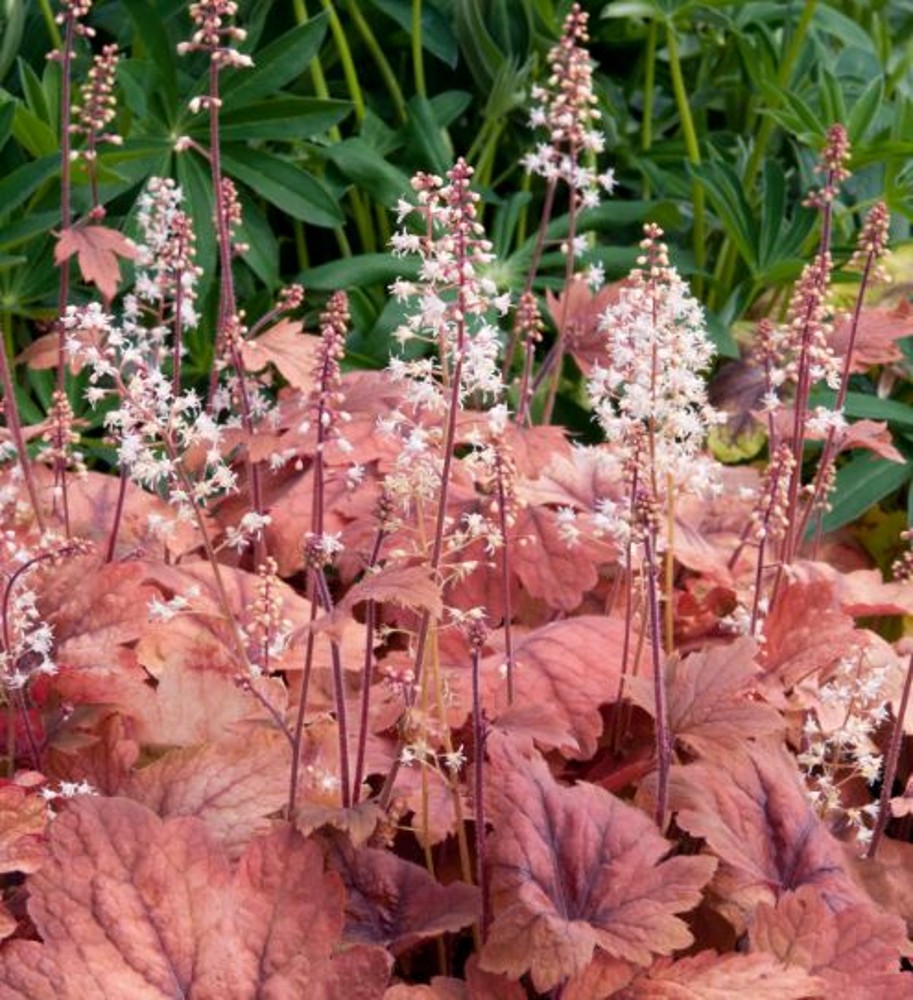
[588,224,723,505]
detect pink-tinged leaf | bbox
[750,885,909,994]
[238,318,322,391]
[315,565,443,643]
[0,799,391,998]
[829,300,913,372]
[322,831,480,954]
[671,741,870,929]
[54,225,138,301]
[124,729,290,857]
[479,736,716,993]
[622,950,824,999]
[219,824,392,999]
[629,638,783,758]
[0,785,47,876]
[479,616,628,759]
[846,838,913,937]
[545,278,624,376]
[833,418,904,462]
[761,580,860,689]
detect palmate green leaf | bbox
[402,95,452,175]
[757,80,823,142]
[819,68,847,130]
[454,0,529,93]
[220,13,329,110]
[221,147,343,227]
[121,0,179,113]
[4,96,56,157]
[175,151,217,288]
[368,0,458,68]
[820,452,911,535]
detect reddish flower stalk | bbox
[468,617,491,937]
[800,201,891,549]
[867,647,912,859]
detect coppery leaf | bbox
[630,638,783,758]
[0,798,391,998]
[238,319,322,391]
[124,729,290,857]
[750,885,909,994]
[480,736,716,993]
[323,831,479,954]
[829,300,913,372]
[479,616,628,759]
[54,225,138,301]
[671,741,870,929]
[0,784,47,876]
[623,950,824,998]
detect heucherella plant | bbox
[588,222,723,826]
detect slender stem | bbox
[313,571,352,809]
[352,527,386,803]
[104,470,129,563]
[868,649,913,858]
[641,19,657,199]
[340,0,408,124]
[644,523,671,829]
[288,590,319,816]
[471,644,491,937]
[666,23,705,300]
[412,0,426,97]
[0,327,45,532]
[495,452,515,704]
[320,0,366,122]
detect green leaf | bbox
[429,90,472,129]
[221,147,343,227]
[0,0,25,84]
[121,0,179,112]
[176,152,217,289]
[847,75,884,145]
[368,0,458,68]
[690,160,759,271]
[220,14,329,109]
[809,390,913,430]
[602,1,662,18]
[821,452,911,534]
[18,58,50,126]
[323,138,413,208]
[0,99,14,153]
[237,191,279,289]
[7,97,56,157]
[299,253,420,291]
[0,155,59,220]
[403,94,452,174]
[211,98,350,142]
[0,253,25,272]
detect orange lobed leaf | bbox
[478,616,628,759]
[829,299,913,372]
[322,830,480,954]
[671,740,871,930]
[0,797,391,998]
[622,949,824,999]
[238,318,322,391]
[0,784,48,876]
[749,885,909,994]
[124,729,290,858]
[479,736,716,993]
[545,277,624,376]
[54,225,138,301]
[629,637,784,759]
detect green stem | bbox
[412,0,426,97]
[641,19,657,199]
[340,0,408,125]
[319,0,366,122]
[36,0,62,51]
[666,22,705,299]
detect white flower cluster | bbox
[522,2,615,212]
[798,649,891,847]
[588,224,723,501]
